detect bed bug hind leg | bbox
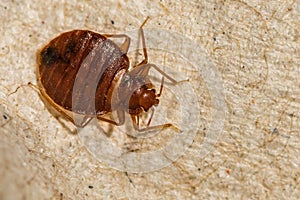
[102,34,131,53]
[28,82,93,131]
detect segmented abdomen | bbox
[38,30,129,115]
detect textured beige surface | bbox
[1,0,300,199]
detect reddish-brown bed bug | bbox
[34,17,178,132]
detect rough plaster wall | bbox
[1,0,300,199]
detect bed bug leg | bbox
[28,82,93,129]
[130,113,179,133]
[129,63,177,84]
[97,109,125,126]
[102,34,131,53]
[146,107,155,126]
[129,17,177,83]
[73,115,93,127]
[134,16,150,66]
[28,82,39,91]
[157,76,164,97]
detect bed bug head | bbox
[129,85,159,113]
[118,73,160,115]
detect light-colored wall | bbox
[1,0,299,199]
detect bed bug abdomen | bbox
[37,30,129,115]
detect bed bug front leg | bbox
[130,112,174,133]
[131,16,150,66]
[97,109,125,126]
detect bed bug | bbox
[35,17,177,132]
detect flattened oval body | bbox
[37,30,129,115]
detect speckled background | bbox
[1,0,300,199]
